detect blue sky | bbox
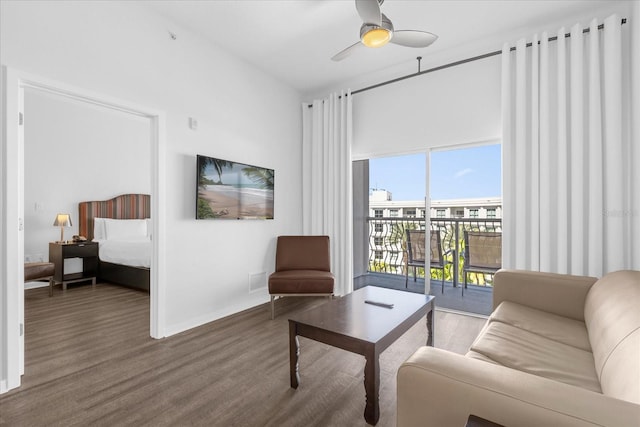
[369,144,501,201]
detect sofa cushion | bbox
[584,270,640,404]
[469,321,601,393]
[465,350,500,365]
[490,301,591,351]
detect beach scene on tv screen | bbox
[197,156,274,219]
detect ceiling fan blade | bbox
[331,41,364,62]
[355,0,381,26]
[390,30,438,48]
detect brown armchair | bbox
[268,235,335,319]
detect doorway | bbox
[352,142,502,316]
[1,68,166,393]
[353,153,429,294]
[429,142,502,315]
[23,87,151,282]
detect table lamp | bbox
[53,213,72,243]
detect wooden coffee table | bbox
[288,286,435,425]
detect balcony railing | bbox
[367,216,502,288]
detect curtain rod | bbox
[308,17,626,106]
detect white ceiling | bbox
[141,0,625,97]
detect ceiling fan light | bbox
[362,28,391,48]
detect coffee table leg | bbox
[426,305,434,347]
[363,347,380,425]
[289,320,300,389]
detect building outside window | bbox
[405,209,416,217]
[455,209,464,218]
[374,223,383,232]
[487,208,496,218]
[374,209,383,218]
[374,250,383,260]
[374,237,384,246]
[389,209,399,217]
[470,209,479,218]
[436,209,445,218]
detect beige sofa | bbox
[397,269,640,426]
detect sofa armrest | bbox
[492,269,598,321]
[397,347,640,427]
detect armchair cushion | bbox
[268,270,334,294]
[274,235,331,272]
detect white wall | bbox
[1,1,303,334]
[24,88,151,265]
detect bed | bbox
[78,194,151,292]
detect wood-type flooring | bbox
[0,283,487,427]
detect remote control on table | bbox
[364,300,394,309]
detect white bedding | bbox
[95,238,151,268]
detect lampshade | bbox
[361,28,391,48]
[53,213,72,243]
[53,213,72,227]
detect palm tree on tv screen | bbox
[242,167,274,189]
[198,158,234,188]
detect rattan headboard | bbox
[78,194,151,241]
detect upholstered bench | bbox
[24,262,55,296]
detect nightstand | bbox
[49,241,98,290]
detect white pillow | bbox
[104,218,148,241]
[93,218,107,240]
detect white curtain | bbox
[302,91,354,295]
[502,14,637,277]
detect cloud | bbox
[454,168,473,179]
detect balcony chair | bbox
[462,231,502,295]
[268,235,334,319]
[405,229,447,293]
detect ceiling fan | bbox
[331,0,438,61]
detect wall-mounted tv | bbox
[196,155,274,220]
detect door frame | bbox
[354,151,431,295]
[1,66,167,393]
